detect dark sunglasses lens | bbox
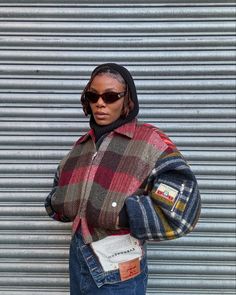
[84,92,99,103]
[102,92,120,103]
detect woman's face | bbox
[88,74,125,125]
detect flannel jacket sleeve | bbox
[45,166,71,222]
[125,149,201,241]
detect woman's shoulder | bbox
[136,120,165,137]
[135,120,176,149]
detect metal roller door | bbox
[0,1,235,294]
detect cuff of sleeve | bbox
[45,193,70,222]
[125,195,157,240]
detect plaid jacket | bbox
[45,119,201,244]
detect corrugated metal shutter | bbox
[0,1,235,294]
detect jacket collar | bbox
[79,119,137,144]
[113,118,137,138]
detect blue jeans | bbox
[69,231,148,295]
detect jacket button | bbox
[112,202,117,207]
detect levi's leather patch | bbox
[119,257,141,281]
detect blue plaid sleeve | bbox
[125,155,201,241]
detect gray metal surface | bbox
[0,1,235,294]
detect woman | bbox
[45,63,201,294]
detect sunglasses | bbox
[84,91,126,104]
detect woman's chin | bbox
[94,119,110,126]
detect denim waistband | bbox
[72,231,147,288]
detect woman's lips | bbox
[94,112,108,119]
